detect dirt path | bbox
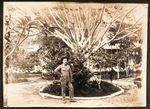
[4,76,144,107]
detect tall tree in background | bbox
[4,3,144,87]
[28,4,143,70]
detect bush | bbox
[42,81,120,97]
[73,67,93,90]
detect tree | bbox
[29,4,142,63]
[4,3,144,88]
[30,4,143,87]
[4,6,48,63]
[3,7,46,83]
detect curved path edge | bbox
[39,81,124,100]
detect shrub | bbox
[6,73,28,83]
[42,81,120,97]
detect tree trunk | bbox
[117,70,120,79]
[117,61,120,79]
[125,62,129,77]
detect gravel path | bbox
[4,77,145,107]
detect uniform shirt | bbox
[54,64,72,81]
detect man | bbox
[109,68,116,83]
[54,57,74,103]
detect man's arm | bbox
[54,65,61,74]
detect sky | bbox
[4,2,148,22]
[4,2,148,10]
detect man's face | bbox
[63,58,68,64]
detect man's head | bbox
[61,57,68,65]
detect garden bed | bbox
[40,81,124,99]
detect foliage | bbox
[6,72,29,83]
[4,4,143,87]
[42,81,120,97]
[31,4,142,54]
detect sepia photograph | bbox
[3,2,148,107]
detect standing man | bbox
[54,57,74,103]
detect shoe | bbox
[63,100,67,104]
[69,99,75,102]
